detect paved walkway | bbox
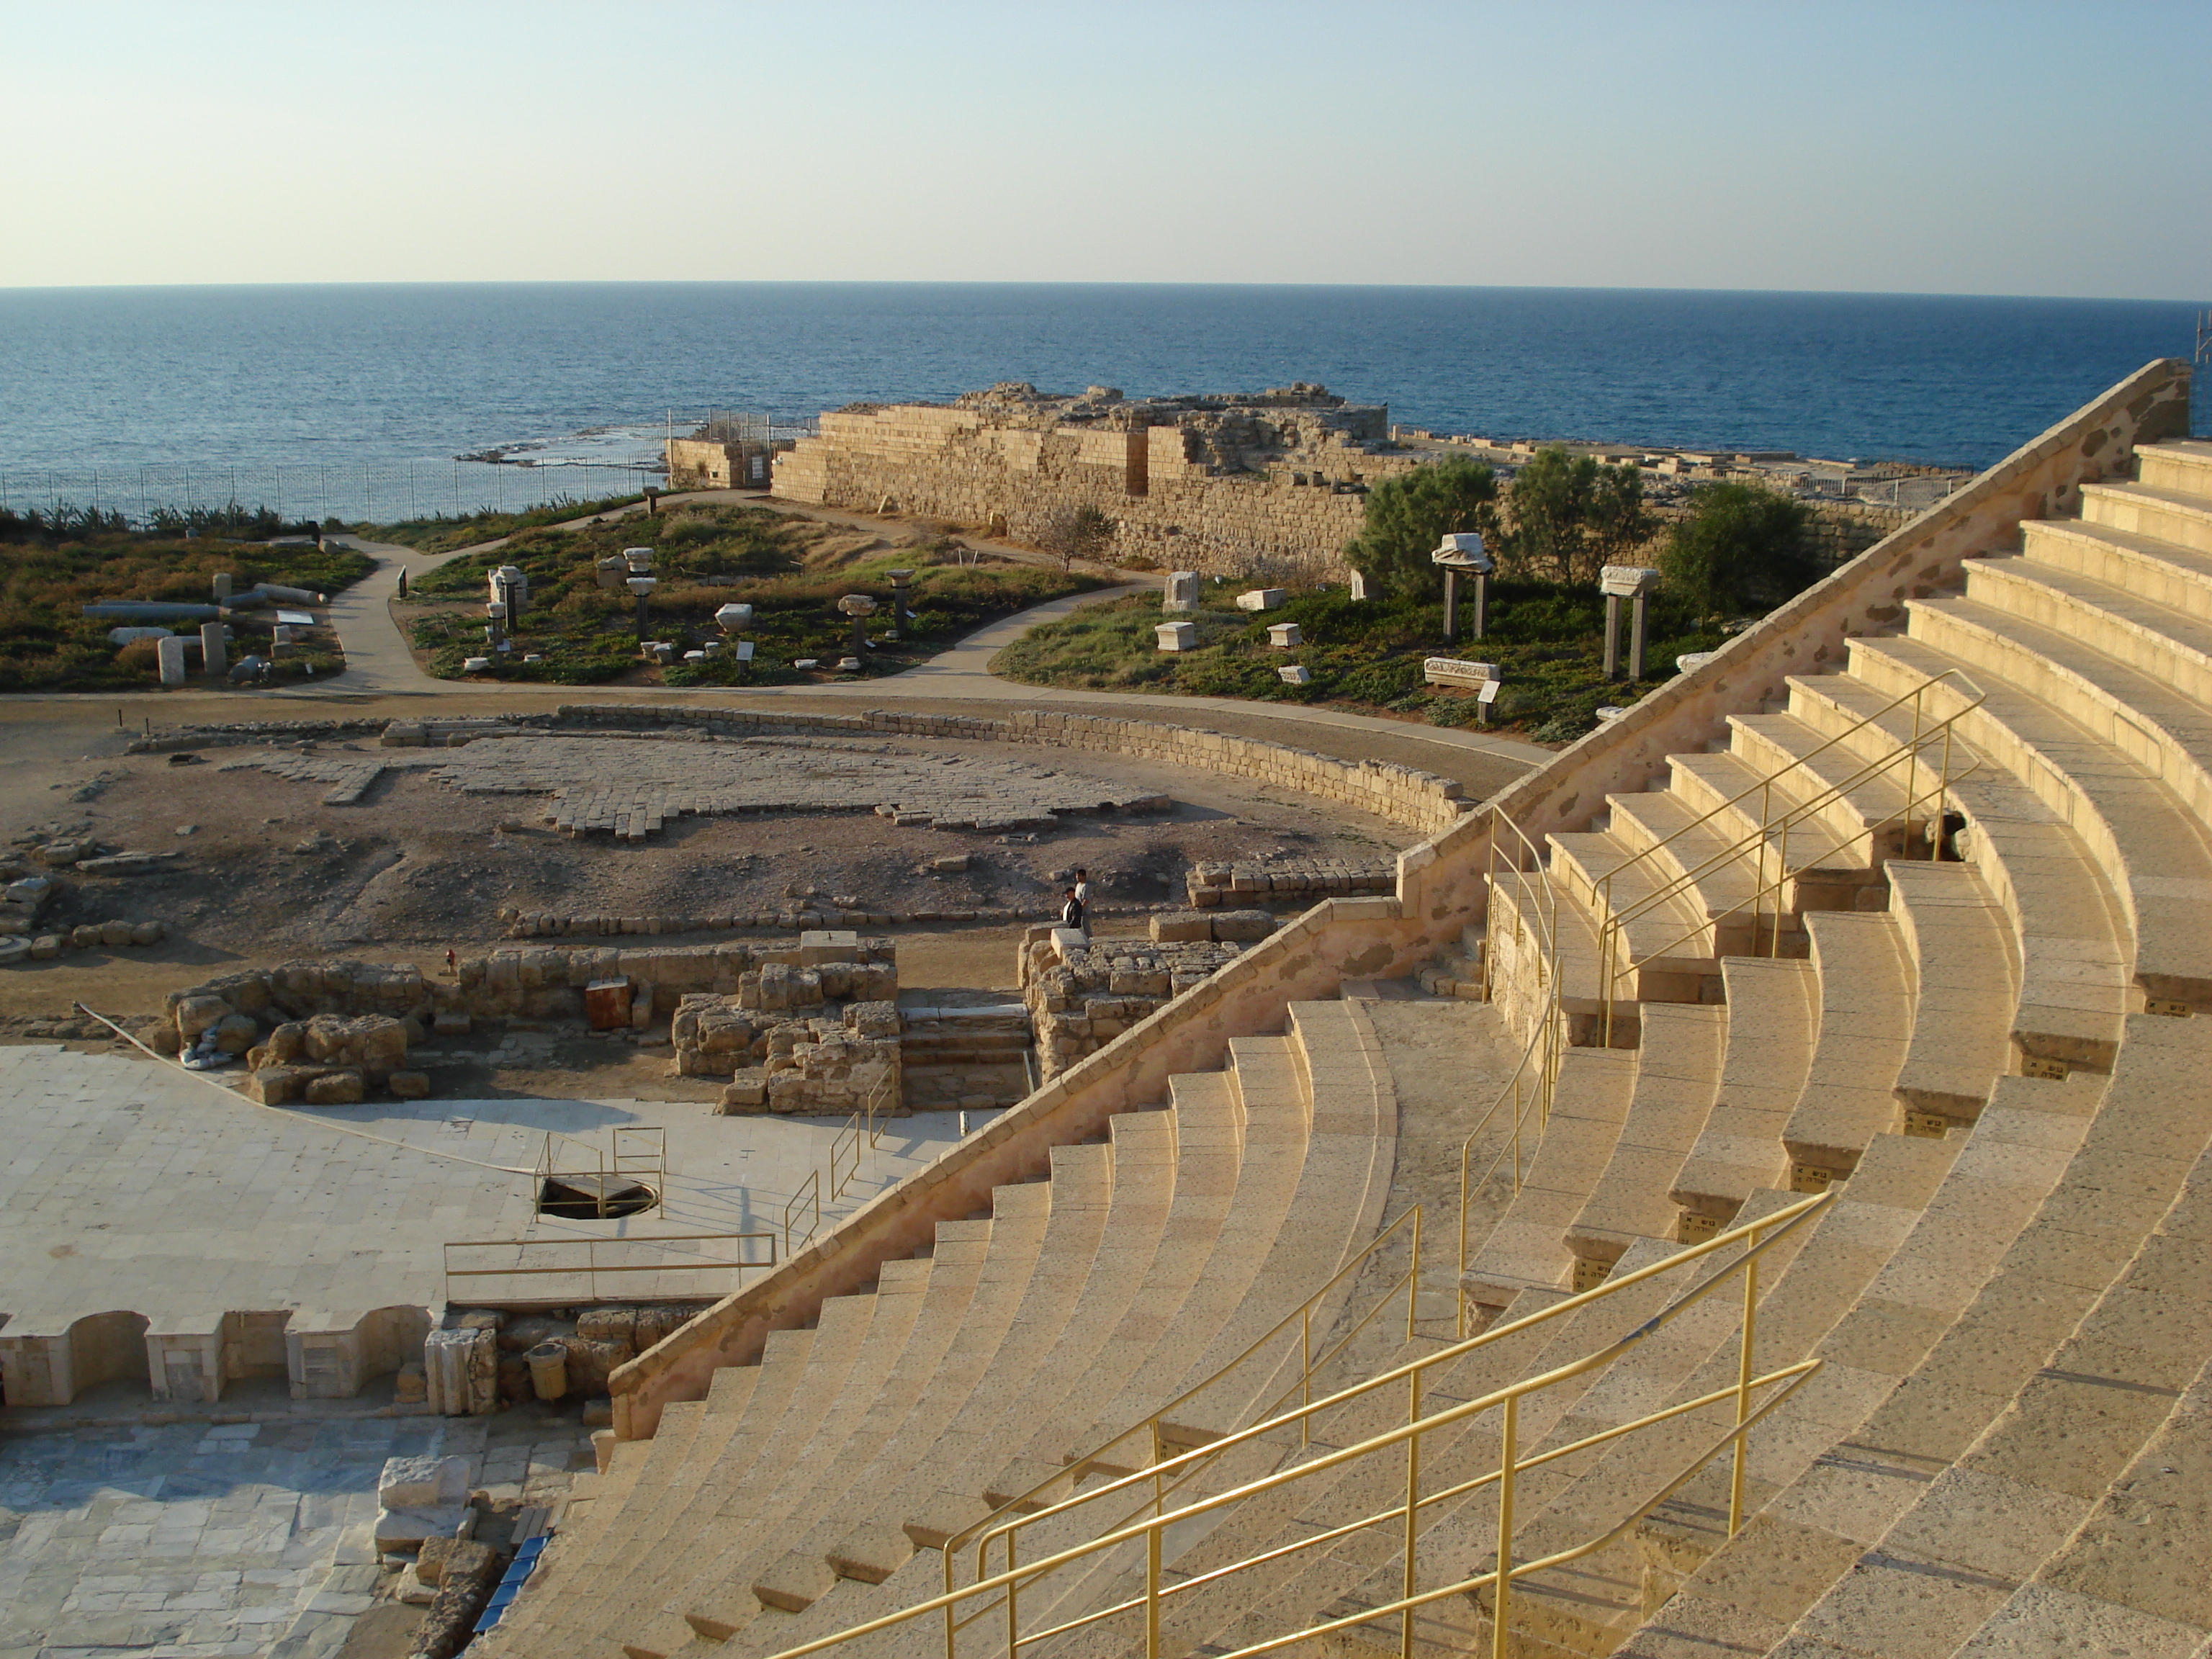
[287,495,1552,774]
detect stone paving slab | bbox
[0,1045,969,1353]
[223,732,1169,840]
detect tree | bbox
[1344,457,1499,601]
[1037,503,1116,572]
[1659,482,1818,619]
[1497,447,1655,585]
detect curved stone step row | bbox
[1789,1094,2212,1657]
[487,1000,1401,1659]
[714,1002,1401,1659]
[1623,1004,2212,1658]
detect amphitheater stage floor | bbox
[0,1043,972,1366]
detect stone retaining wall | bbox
[541,705,1470,835]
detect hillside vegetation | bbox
[400,503,1106,686]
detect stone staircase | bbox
[482,374,2209,1659]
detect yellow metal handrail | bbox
[441,1231,775,1304]
[753,1190,1830,1659]
[829,1065,899,1200]
[1594,669,1984,1042]
[1459,809,1568,1336]
[783,1169,821,1258]
[940,1205,1425,1577]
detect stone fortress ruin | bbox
[773,382,1427,580]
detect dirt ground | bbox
[1,727,1397,1042]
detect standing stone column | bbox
[886,570,913,638]
[1164,571,1200,612]
[1599,566,1663,681]
[156,635,188,686]
[199,621,226,677]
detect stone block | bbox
[720,1071,769,1112]
[1236,588,1287,611]
[240,1065,307,1105]
[1150,911,1213,943]
[379,1454,472,1509]
[1277,665,1312,685]
[423,1325,498,1416]
[1155,621,1196,652]
[797,928,860,965]
[1163,570,1200,611]
[388,1070,432,1099]
[211,1012,259,1055]
[372,1505,469,1551]
[305,1069,367,1105]
[930,855,971,873]
[1266,622,1301,647]
[130,920,166,945]
[30,933,60,958]
[1211,909,1278,943]
[71,923,100,948]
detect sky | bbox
[1,0,2206,299]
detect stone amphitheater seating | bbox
[485,370,2211,1658]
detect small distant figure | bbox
[1072,867,1092,913]
[397,570,408,599]
[312,522,325,549]
[1060,886,1086,935]
[444,947,458,978]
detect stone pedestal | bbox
[1236,588,1287,611]
[1266,623,1301,648]
[199,621,226,676]
[1164,571,1200,611]
[1156,621,1196,652]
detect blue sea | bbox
[0,283,2200,518]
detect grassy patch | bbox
[351,492,648,555]
[0,518,369,693]
[397,504,1107,686]
[989,577,1725,742]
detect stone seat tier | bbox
[575,1238,977,1658]
[1050,1254,1693,1659]
[2134,435,2212,494]
[1780,910,1913,1187]
[1484,866,1614,1019]
[1784,1107,2212,1657]
[1899,563,2212,999]
[495,1325,824,1655]
[1668,956,1818,1231]
[616,1118,1170,1659]
[1884,858,2021,1129]
[1661,747,1897,902]
[1786,660,2134,1071]
[628,1187,1051,1656]
[1626,1009,2212,1658]
[1492,1133,1961,1658]
[1547,830,1734,1000]
[2077,477,2212,554]
[1717,707,1933,869]
[1565,1002,1727,1272]
[627,1005,1395,1659]
[1599,789,1789,951]
[1461,1046,1637,1313]
[2018,511,2212,629]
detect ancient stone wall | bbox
[774,383,1426,581]
[1018,925,1248,1079]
